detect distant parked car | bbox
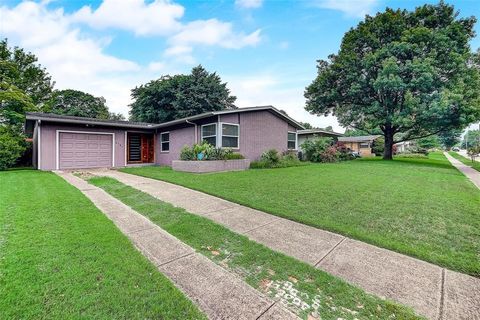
[452,147,460,152]
[350,151,361,158]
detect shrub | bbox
[335,142,355,161]
[301,137,333,162]
[320,146,339,163]
[251,149,305,169]
[261,149,280,165]
[372,137,385,156]
[179,142,244,161]
[0,128,26,170]
[249,160,269,169]
[180,145,196,161]
[225,152,245,160]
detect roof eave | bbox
[25,114,155,129]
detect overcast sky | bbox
[1,0,479,132]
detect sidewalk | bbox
[88,169,480,320]
[444,152,480,189]
[458,150,479,162]
[56,171,297,320]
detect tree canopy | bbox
[130,65,237,123]
[305,2,480,159]
[44,89,123,120]
[462,129,480,148]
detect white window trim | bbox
[55,130,115,170]
[219,122,240,149]
[160,131,170,153]
[288,131,297,150]
[201,123,218,147]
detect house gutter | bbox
[186,120,198,144]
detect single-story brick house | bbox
[337,135,382,157]
[25,106,304,170]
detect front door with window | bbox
[127,133,154,163]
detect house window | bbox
[161,132,170,152]
[201,123,217,146]
[288,132,297,150]
[359,142,370,148]
[221,123,239,148]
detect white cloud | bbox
[0,1,145,114]
[148,61,166,72]
[0,1,263,116]
[169,19,261,50]
[164,45,193,56]
[314,0,379,18]
[72,0,184,36]
[235,0,263,9]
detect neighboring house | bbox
[297,128,343,152]
[337,135,382,157]
[395,140,415,153]
[25,106,304,170]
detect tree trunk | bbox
[383,130,394,160]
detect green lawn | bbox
[89,176,422,320]
[121,152,480,276]
[0,170,205,319]
[448,151,480,172]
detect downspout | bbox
[37,120,42,170]
[186,120,198,144]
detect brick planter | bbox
[172,159,251,173]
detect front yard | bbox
[0,170,205,319]
[121,152,480,276]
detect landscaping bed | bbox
[0,170,205,319]
[173,159,250,173]
[121,152,480,276]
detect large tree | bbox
[1,39,54,169]
[0,39,53,108]
[305,2,480,159]
[44,89,120,120]
[130,65,237,123]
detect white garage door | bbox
[59,132,113,169]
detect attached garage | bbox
[57,131,114,170]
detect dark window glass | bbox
[222,136,238,148]
[128,134,141,161]
[287,132,296,149]
[203,136,216,146]
[222,124,238,136]
[202,124,216,137]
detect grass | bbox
[89,176,422,320]
[121,152,480,276]
[0,170,205,319]
[448,151,480,172]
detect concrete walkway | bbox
[444,152,480,189]
[88,169,480,320]
[56,171,297,320]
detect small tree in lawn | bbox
[305,2,480,159]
